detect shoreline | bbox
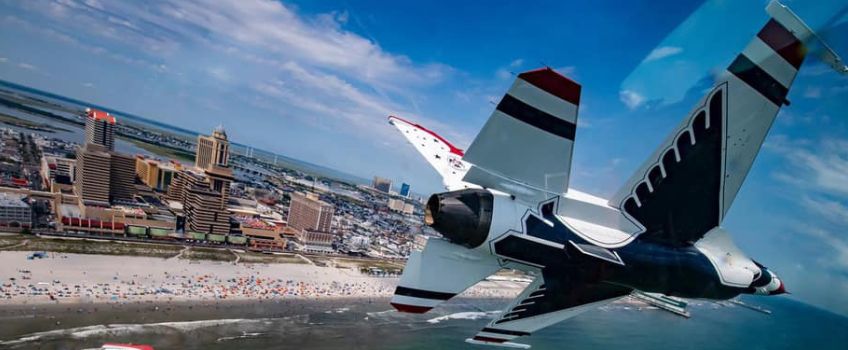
[0,297,395,340]
[1,250,524,306]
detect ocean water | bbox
[1,296,845,350]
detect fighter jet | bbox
[387,1,846,348]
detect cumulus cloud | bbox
[769,136,848,270]
[643,46,683,62]
[619,89,645,110]
[771,138,848,196]
[7,0,461,144]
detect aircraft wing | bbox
[462,68,580,201]
[609,1,844,246]
[468,270,630,348]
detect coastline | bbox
[0,249,524,344]
[1,250,524,306]
[0,297,396,341]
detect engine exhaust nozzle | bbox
[425,189,494,249]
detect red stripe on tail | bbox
[517,67,581,105]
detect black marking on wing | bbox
[492,234,566,268]
[495,272,630,324]
[622,86,725,246]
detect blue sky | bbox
[2,0,848,316]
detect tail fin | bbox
[388,116,470,190]
[609,1,846,246]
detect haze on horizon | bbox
[1,0,848,317]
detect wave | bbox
[216,331,265,343]
[426,311,500,324]
[324,307,350,314]
[0,318,272,346]
[365,309,396,317]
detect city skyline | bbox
[1,0,848,317]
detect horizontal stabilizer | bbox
[391,238,501,313]
[388,116,469,190]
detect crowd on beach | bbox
[1,252,522,305]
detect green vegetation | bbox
[235,251,308,264]
[310,255,405,270]
[0,235,27,249]
[179,247,237,262]
[0,235,183,258]
[121,136,195,162]
[0,235,404,268]
[0,112,71,132]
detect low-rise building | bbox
[136,156,180,192]
[40,155,76,192]
[299,229,335,253]
[233,215,286,251]
[0,193,31,229]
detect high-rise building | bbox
[109,152,136,203]
[74,143,139,206]
[85,108,116,151]
[75,110,137,205]
[168,126,234,235]
[372,176,392,193]
[184,177,230,235]
[74,143,112,206]
[287,192,334,234]
[400,183,411,197]
[195,125,230,171]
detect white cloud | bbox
[803,86,822,99]
[0,57,8,63]
[8,0,462,143]
[801,196,848,227]
[555,66,576,77]
[495,68,512,80]
[770,136,848,271]
[17,62,37,70]
[619,89,645,110]
[800,225,848,270]
[643,46,683,63]
[773,138,848,196]
[82,82,94,88]
[509,58,524,68]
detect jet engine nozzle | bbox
[747,266,788,295]
[425,189,494,249]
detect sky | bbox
[1,0,848,316]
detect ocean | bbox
[0,296,845,350]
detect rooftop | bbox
[86,108,116,124]
[0,193,28,208]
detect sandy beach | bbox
[0,251,524,306]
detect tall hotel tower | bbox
[84,108,116,151]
